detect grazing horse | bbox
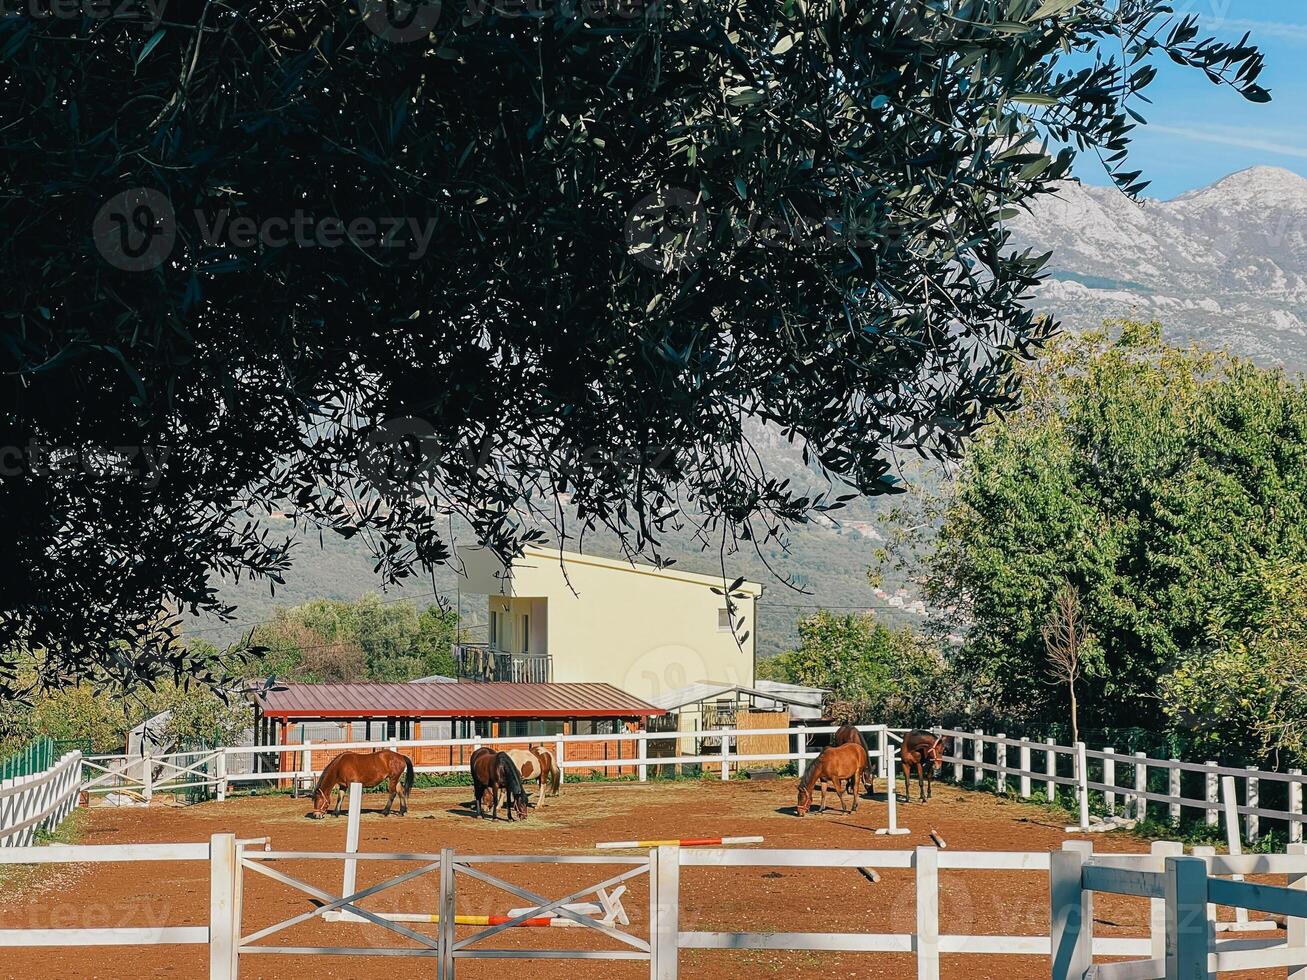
[470,748,530,821]
[503,747,561,807]
[310,749,414,818]
[796,741,869,816]
[899,730,955,803]
[832,724,876,797]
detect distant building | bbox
[454,546,763,703]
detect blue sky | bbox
[1072,0,1307,199]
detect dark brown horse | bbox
[310,749,414,818]
[796,741,868,816]
[832,724,875,796]
[470,747,530,821]
[899,730,955,803]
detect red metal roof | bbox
[254,682,665,720]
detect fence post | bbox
[1014,742,1030,799]
[142,748,153,803]
[300,740,313,798]
[1288,842,1305,980]
[1164,856,1209,979]
[720,728,730,782]
[1134,752,1147,822]
[1102,748,1115,816]
[209,833,239,980]
[996,735,1008,795]
[554,736,565,788]
[916,846,940,980]
[1169,764,1182,828]
[1045,738,1057,803]
[1190,845,1218,945]
[652,845,679,979]
[1291,771,1304,845]
[439,848,456,980]
[1075,742,1089,832]
[1245,767,1260,842]
[1205,763,1219,828]
[972,730,984,786]
[1049,841,1093,980]
[342,782,362,902]
[952,731,963,784]
[216,751,228,804]
[638,730,648,783]
[1150,841,1185,961]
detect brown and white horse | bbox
[503,747,561,807]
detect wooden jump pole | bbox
[876,740,910,836]
[596,836,762,850]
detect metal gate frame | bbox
[233,847,654,976]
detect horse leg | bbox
[833,781,848,814]
[918,765,926,803]
[334,786,343,818]
[382,775,397,817]
[900,761,910,803]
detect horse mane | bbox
[311,754,341,801]
[798,752,825,794]
[497,752,526,797]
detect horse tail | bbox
[403,753,415,796]
[545,749,561,796]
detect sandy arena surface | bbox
[0,779,1288,979]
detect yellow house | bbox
[454,546,762,704]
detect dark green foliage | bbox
[922,323,1307,734]
[0,1,1268,694]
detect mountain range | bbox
[185,166,1307,658]
[1011,166,1307,369]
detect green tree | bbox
[1160,559,1307,766]
[763,611,955,726]
[915,322,1307,732]
[0,2,1270,695]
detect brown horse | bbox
[796,741,868,816]
[899,730,955,803]
[504,747,561,806]
[470,747,530,821]
[832,724,875,797]
[310,749,414,818]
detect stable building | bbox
[252,681,666,775]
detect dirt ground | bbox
[0,779,1288,979]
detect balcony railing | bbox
[453,643,552,683]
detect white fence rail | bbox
[79,723,892,801]
[0,751,82,846]
[0,835,1303,978]
[75,724,1307,844]
[927,727,1306,843]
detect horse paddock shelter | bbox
[0,779,1295,980]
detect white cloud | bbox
[1198,15,1307,44]
[1148,124,1307,159]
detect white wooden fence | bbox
[1,835,1303,978]
[77,723,893,802]
[0,751,82,847]
[72,724,1307,843]
[929,728,1306,843]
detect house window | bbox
[489,612,497,646]
[521,614,530,654]
[718,607,732,632]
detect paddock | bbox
[0,780,1295,979]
